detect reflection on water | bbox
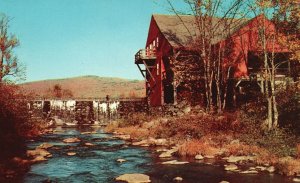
[24,127,294,183]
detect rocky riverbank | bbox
[106,112,300,182]
[1,123,298,183]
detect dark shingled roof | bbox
[152,14,251,48]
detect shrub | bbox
[0,83,33,159]
[237,106,298,158]
[116,126,150,140]
[150,112,242,140]
[256,150,279,165]
[120,112,156,127]
[277,157,300,176]
[297,144,300,158]
[240,126,297,157]
[277,86,300,134]
[150,115,203,139]
[225,143,262,156]
[178,139,220,157]
[105,120,120,133]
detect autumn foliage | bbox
[0,83,40,159]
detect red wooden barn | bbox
[135,14,292,107]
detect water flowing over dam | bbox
[28,98,148,124]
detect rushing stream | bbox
[22,126,294,183]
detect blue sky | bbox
[0,0,182,82]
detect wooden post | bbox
[106,95,110,119]
[97,100,100,121]
[173,80,177,105]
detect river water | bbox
[22,126,293,183]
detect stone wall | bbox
[75,101,94,124]
[118,99,148,117]
[149,102,196,117]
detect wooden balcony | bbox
[135,49,156,64]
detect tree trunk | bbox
[216,44,222,113]
[272,95,279,127]
[270,35,278,128]
[173,80,178,105]
[222,67,231,110]
[261,15,273,130]
[267,96,273,130]
[0,52,3,82]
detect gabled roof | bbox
[152,14,250,48]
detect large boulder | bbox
[37,143,54,149]
[224,164,238,171]
[159,147,178,158]
[67,152,76,156]
[115,173,151,183]
[227,156,255,163]
[27,149,51,157]
[115,134,131,140]
[162,160,189,165]
[195,154,204,160]
[63,137,81,143]
[84,142,94,146]
[146,138,168,146]
[204,155,215,159]
[293,178,300,182]
[132,140,149,146]
[267,166,275,173]
[153,138,167,146]
[173,177,183,181]
[240,170,258,174]
[27,146,52,163]
[31,156,47,163]
[117,158,127,163]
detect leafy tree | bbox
[272,0,300,61]
[48,84,73,99]
[53,84,62,98]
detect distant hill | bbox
[20,75,145,99]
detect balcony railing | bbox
[135,49,156,64]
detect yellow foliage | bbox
[178,139,220,157]
[277,157,300,176]
[297,144,300,158]
[115,126,150,140]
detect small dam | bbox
[28,97,148,124]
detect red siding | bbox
[143,15,288,106]
[146,16,173,106]
[223,15,289,78]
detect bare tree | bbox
[0,14,24,83]
[167,0,246,112]
[247,0,299,130]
